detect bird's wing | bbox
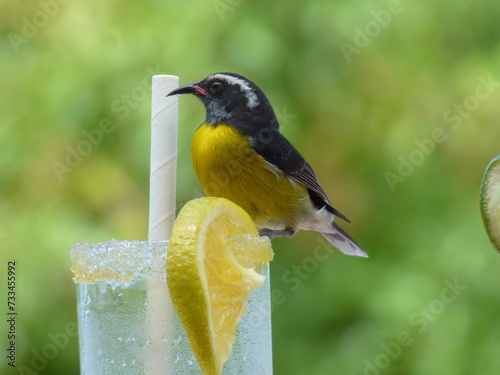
[250,131,350,223]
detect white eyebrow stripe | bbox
[211,74,252,91]
[210,74,260,108]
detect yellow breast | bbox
[191,123,311,228]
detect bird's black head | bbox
[167,73,279,134]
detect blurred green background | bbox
[2,0,500,374]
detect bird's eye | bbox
[210,81,223,92]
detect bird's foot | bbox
[258,228,296,239]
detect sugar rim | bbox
[70,239,168,284]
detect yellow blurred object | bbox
[166,197,274,375]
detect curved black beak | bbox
[166,82,206,97]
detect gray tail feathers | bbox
[321,222,368,258]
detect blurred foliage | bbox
[1,0,500,374]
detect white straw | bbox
[147,75,179,374]
[149,75,179,241]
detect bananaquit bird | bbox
[167,73,367,257]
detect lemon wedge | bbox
[480,155,500,253]
[166,197,274,375]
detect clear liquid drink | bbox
[71,240,272,375]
